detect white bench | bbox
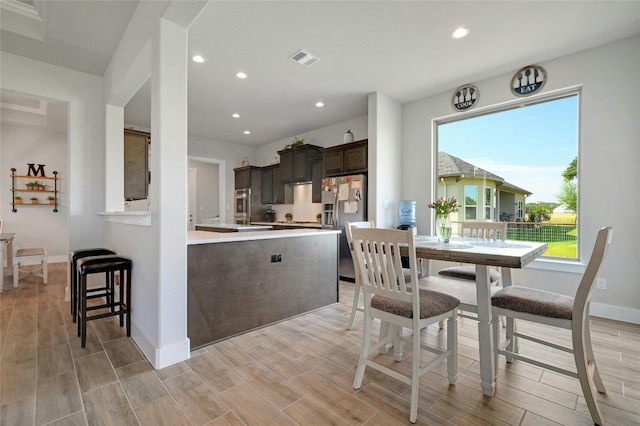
[13,248,48,287]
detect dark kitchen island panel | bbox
[187,230,339,349]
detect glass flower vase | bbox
[438,214,452,243]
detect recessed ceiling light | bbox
[232,113,240,118]
[243,130,251,134]
[451,27,470,39]
[315,102,324,107]
[236,72,247,79]
[192,55,205,63]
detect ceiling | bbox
[2,1,639,146]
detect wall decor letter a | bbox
[27,164,47,177]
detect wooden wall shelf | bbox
[10,168,59,212]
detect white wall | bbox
[0,52,105,256]
[1,123,68,262]
[402,35,640,322]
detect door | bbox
[188,168,197,230]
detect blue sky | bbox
[439,95,578,203]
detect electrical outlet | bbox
[596,277,606,290]
[270,254,282,263]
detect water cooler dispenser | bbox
[397,200,417,268]
[397,200,416,230]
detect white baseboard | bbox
[591,302,640,325]
[131,323,190,369]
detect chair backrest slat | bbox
[352,227,417,305]
[461,221,507,240]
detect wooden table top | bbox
[400,236,548,269]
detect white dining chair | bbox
[352,227,460,423]
[438,220,507,285]
[436,220,508,327]
[344,220,375,330]
[491,226,612,426]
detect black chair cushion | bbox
[78,255,132,274]
[70,248,116,263]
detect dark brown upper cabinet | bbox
[261,164,292,204]
[322,139,368,177]
[277,144,323,184]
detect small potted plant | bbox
[47,196,56,205]
[14,195,22,204]
[30,196,38,204]
[316,213,322,224]
[26,181,35,190]
[285,212,293,223]
[291,137,305,148]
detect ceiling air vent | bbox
[289,49,320,67]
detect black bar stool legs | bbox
[77,255,132,348]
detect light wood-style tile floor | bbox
[1,262,639,425]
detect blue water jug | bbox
[398,200,416,226]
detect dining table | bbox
[0,233,16,293]
[400,235,548,396]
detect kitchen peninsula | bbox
[187,228,340,348]
[194,223,273,232]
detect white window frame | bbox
[484,186,494,220]
[433,85,583,270]
[464,185,478,220]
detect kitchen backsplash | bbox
[271,183,322,222]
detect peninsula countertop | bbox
[187,228,340,245]
[194,223,273,232]
[251,221,322,229]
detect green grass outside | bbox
[545,240,577,259]
[507,223,578,259]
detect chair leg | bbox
[71,265,77,322]
[80,275,88,347]
[353,316,372,389]
[410,322,420,424]
[492,314,500,368]
[347,280,361,330]
[125,267,131,336]
[584,319,606,393]
[42,258,48,284]
[505,317,517,362]
[13,262,19,287]
[447,313,458,385]
[573,329,605,426]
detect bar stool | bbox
[69,248,116,323]
[13,247,48,287]
[77,255,131,348]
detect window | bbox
[484,187,494,220]
[464,185,478,220]
[436,90,579,260]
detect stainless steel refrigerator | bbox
[321,174,367,281]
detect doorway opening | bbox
[188,156,226,227]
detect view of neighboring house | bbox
[437,152,531,223]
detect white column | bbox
[149,17,190,368]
